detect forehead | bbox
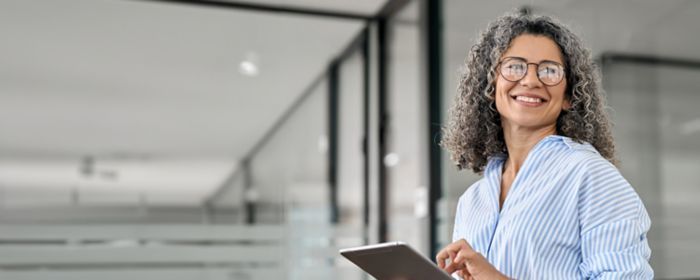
[501,34,564,64]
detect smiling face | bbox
[494,34,570,132]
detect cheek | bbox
[554,84,567,99]
[494,80,515,107]
[552,83,569,108]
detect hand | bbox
[436,239,508,280]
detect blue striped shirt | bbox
[452,135,653,279]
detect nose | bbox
[519,64,542,88]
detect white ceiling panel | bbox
[221,0,385,15]
[0,0,363,158]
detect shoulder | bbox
[462,155,501,192]
[544,136,633,197]
[559,136,622,181]
[456,156,503,207]
[550,136,628,189]
[457,177,487,204]
[563,140,645,231]
[550,135,600,159]
[546,135,612,172]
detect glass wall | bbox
[249,78,328,225]
[248,76,334,279]
[335,48,368,278]
[604,60,700,278]
[247,47,369,278]
[338,50,365,231]
[0,1,368,277]
[386,0,429,254]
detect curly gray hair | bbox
[441,11,616,173]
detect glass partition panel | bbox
[386,0,429,254]
[335,48,367,279]
[248,78,329,279]
[605,61,700,279]
[338,50,365,231]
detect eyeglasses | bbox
[496,57,566,86]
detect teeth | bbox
[515,96,542,103]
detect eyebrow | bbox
[503,56,564,65]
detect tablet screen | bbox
[340,241,453,280]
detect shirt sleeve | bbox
[452,195,465,242]
[577,158,654,279]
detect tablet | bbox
[339,241,453,280]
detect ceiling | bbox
[0,0,369,207]
[218,0,385,15]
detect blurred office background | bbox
[0,0,698,279]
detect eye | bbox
[539,65,561,77]
[504,62,526,75]
[540,67,554,75]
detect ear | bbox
[562,98,572,111]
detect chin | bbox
[506,116,553,130]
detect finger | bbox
[461,267,472,279]
[437,241,463,268]
[459,270,473,280]
[453,247,467,264]
[454,239,468,250]
[457,239,474,253]
[446,239,465,252]
[436,250,447,269]
[444,259,466,275]
[454,246,477,265]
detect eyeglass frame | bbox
[495,56,567,86]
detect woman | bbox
[436,12,653,279]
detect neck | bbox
[501,123,557,174]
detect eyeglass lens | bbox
[499,58,564,85]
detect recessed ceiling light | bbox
[239,52,260,77]
[239,61,259,76]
